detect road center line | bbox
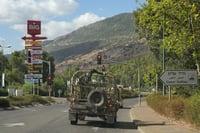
[4,123,25,127]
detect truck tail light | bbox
[108,103,113,108]
[70,99,75,107]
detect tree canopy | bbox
[136,0,200,70]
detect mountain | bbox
[43,13,147,70]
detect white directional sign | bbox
[160,70,198,86]
[31,50,42,54]
[31,59,42,64]
[24,74,42,79]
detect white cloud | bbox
[72,12,105,28]
[0,0,79,24]
[1,0,105,41]
[43,13,105,39]
[12,12,104,40]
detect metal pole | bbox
[156,74,158,93]
[162,11,166,96]
[162,48,165,96]
[138,67,141,106]
[168,86,171,102]
[48,61,51,75]
[33,79,35,95]
[39,59,51,75]
[0,45,12,88]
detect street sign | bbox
[24,78,43,83]
[25,41,42,46]
[25,46,42,50]
[24,74,42,79]
[27,20,41,35]
[160,70,198,86]
[28,70,40,73]
[31,59,42,64]
[32,54,43,59]
[33,64,42,68]
[31,50,42,54]
[22,36,47,41]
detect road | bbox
[0,98,140,133]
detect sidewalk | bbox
[130,101,199,133]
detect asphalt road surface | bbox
[0,98,140,133]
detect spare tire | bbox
[87,89,107,107]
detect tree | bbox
[54,65,79,96]
[135,0,200,70]
[52,76,66,97]
[6,51,27,85]
[0,52,10,88]
[9,51,26,73]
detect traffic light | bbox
[27,50,31,63]
[102,65,105,71]
[47,75,52,85]
[97,54,102,65]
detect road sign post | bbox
[22,20,47,93]
[160,70,198,86]
[160,70,198,101]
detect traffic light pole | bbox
[40,59,53,96]
[42,60,51,75]
[35,59,51,75]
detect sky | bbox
[0,0,145,54]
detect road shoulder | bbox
[130,101,199,133]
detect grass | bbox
[0,95,55,108]
[146,93,200,129]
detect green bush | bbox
[0,89,8,96]
[7,95,53,106]
[147,93,200,129]
[30,95,49,104]
[121,90,138,98]
[184,93,200,128]
[0,98,10,107]
[8,96,32,106]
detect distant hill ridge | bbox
[43,12,147,70]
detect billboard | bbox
[27,20,41,35]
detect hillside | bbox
[43,13,148,70]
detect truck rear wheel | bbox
[70,120,77,125]
[87,89,107,107]
[70,114,78,125]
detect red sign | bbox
[25,46,42,50]
[32,54,43,59]
[27,20,41,35]
[22,36,47,41]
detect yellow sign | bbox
[27,64,42,68]
[33,65,42,68]
[28,70,40,73]
[25,41,42,46]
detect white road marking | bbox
[62,109,69,113]
[4,123,25,127]
[92,127,99,132]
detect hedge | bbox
[146,93,200,129]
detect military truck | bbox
[68,69,120,125]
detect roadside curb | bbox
[129,106,145,133]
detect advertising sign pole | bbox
[22,20,47,95]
